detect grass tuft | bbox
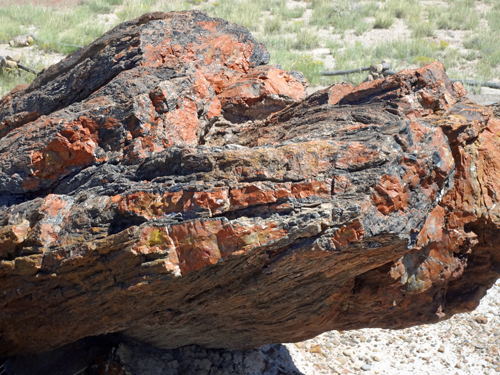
[293,29,320,50]
[373,12,394,29]
[264,16,283,34]
[291,54,324,86]
[410,19,435,38]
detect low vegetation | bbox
[1,0,499,95]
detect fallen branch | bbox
[321,66,370,76]
[17,63,37,74]
[450,78,500,90]
[321,61,392,77]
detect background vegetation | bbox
[1,0,499,95]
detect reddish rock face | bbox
[1,11,500,358]
[217,65,307,122]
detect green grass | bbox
[0,56,48,94]
[410,19,435,38]
[1,0,500,97]
[293,28,320,50]
[275,3,305,19]
[428,0,480,30]
[464,32,500,68]
[373,12,394,29]
[0,0,125,52]
[386,0,421,20]
[117,0,164,21]
[309,0,377,32]
[264,16,283,34]
[291,55,325,86]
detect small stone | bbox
[372,355,380,362]
[360,336,367,343]
[496,367,500,373]
[294,342,303,349]
[361,364,372,371]
[455,363,462,369]
[438,346,445,353]
[343,349,353,357]
[309,344,322,354]
[337,357,347,365]
[200,358,212,371]
[477,316,488,324]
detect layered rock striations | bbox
[1,11,500,358]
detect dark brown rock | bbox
[1,11,500,359]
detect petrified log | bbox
[1,11,500,358]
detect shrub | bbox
[373,12,394,29]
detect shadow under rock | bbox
[3,335,305,375]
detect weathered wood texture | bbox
[0,11,499,357]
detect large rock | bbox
[1,10,500,358]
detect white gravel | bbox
[286,280,500,375]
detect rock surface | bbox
[1,10,500,360]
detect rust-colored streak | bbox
[335,142,380,170]
[118,188,230,219]
[29,118,98,183]
[169,220,224,274]
[372,174,410,215]
[331,220,364,248]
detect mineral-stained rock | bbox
[217,65,307,123]
[1,11,500,359]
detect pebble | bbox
[337,357,347,365]
[309,344,321,354]
[361,364,371,371]
[343,349,353,357]
[477,316,488,324]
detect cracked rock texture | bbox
[1,10,500,360]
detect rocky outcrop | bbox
[1,10,500,359]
